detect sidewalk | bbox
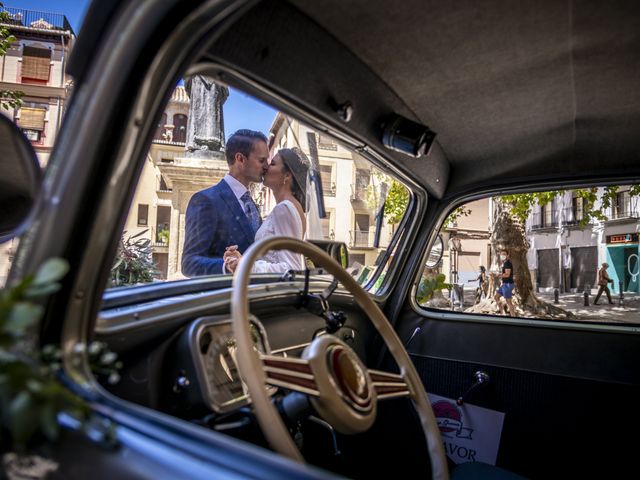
[455,286,640,324]
[534,289,640,324]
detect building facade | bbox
[268,113,396,270]
[525,188,640,294]
[440,198,492,288]
[122,86,192,280]
[0,6,75,286]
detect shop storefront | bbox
[605,233,640,293]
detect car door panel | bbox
[394,309,640,478]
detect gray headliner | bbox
[212,0,640,199]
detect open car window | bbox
[112,81,410,290]
[419,187,640,325]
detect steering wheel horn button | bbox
[302,335,377,434]
[328,345,372,412]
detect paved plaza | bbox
[455,285,640,324]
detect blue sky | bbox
[6,1,279,137]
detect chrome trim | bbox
[376,390,411,400]
[189,315,273,414]
[368,369,405,382]
[263,366,315,381]
[369,368,410,400]
[371,381,409,388]
[265,380,319,397]
[261,355,319,396]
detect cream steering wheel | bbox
[231,237,448,480]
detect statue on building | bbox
[184,75,229,158]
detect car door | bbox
[386,193,640,479]
[3,1,342,478]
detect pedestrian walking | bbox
[494,249,516,316]
[594,262,614,305]
[468,266,488,304]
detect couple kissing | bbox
[181,129,310,277]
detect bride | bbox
[223,147,310,273]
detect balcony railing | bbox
[349,229,373,248]
[562,207,586,226]
[350,183,367,202]
[322,230,335,240]
[529,210,559,230]
[321,182,336,197]
[2,7,73,32]
[151,227,170,247]
[605,197,640,220]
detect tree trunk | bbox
[465,200,574,319]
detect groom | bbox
[181,129,269,277]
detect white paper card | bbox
[428,393,505,465]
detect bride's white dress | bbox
[253,200,304,273]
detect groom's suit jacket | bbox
[181,179,256,277]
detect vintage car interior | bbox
[4,0,640,479]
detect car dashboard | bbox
[96,281,374,429]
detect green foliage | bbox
[0,89,23,111]
[0,259,122,452]
[499,185,640,226]
[0,259,81,451]
[157,229,169,245]
[0,3,23,111]
[383,180,410,225]
[443,205,472,228]
[416,273,451,304]
[111,230,159,286]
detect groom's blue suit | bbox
[182,179,257,277]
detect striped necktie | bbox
[240,191,261,233]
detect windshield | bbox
[110,81,410,290]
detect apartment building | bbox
[268,113,396,269]
[525,188,640,293]
[122,86,192,280]
[440,198,491,287]
[0,6,75,286]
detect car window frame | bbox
[112,60,425,301]
[409,185,640,335]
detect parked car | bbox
[2,1,639,478]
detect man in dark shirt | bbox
[494,249,516,316]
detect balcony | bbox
[322,230,335,241]
[350,183,367,202]
[605,197,639,221]
[529,210,559,230]
[1,7,73,32]
[349,229,373,248]
[321,182,336,197]
[157,176,172,193]
[151,227,170,247]
[562,207,586,226]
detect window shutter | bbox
[22,46,51,81]
[18,107,46,131]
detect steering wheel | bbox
[231,237,448,480]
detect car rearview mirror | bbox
[425,234,444,268]
[0,114,42,243]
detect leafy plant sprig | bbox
[0,259,122,452]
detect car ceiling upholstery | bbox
[211,0,640,199]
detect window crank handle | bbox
[456,370,490,406]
